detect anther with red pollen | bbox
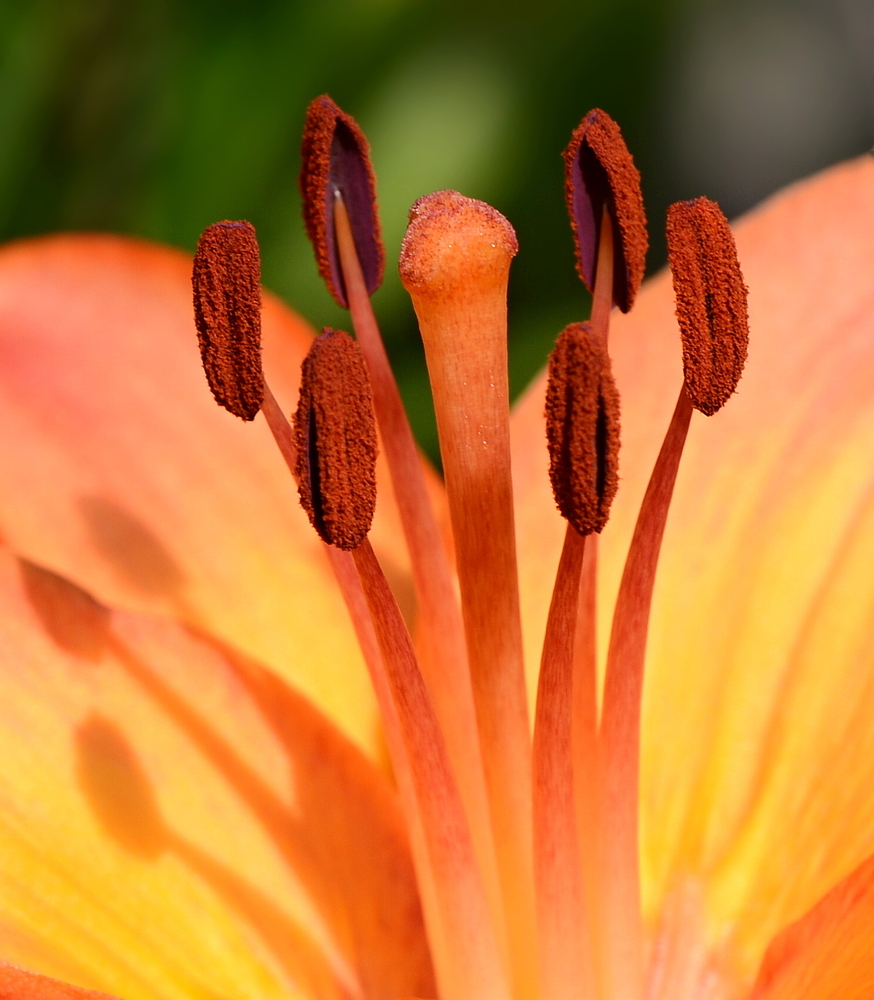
[300,94,384,307]
[292,329,378,551]
[667,196,749,415]
[192,220,264,421]
[563,109,648,326]
[191,218,311,482]
[545,323,620,538]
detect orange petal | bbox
[512,155,874,981]
[0,234,409,759]
[0,544,432,1000]
[750,853,874,999]
[0,963,119,1000]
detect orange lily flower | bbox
[0,112,872,1000]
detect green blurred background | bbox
[1,0,870,458]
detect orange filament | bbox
[352,541,512,1000]
[263,378,504,1000]
[533,524,595,1000]
[570,216,619,976]
[597,386,693,1000]
[332,194,499,940]
[589,205,616,342]
[572,533,599,979]
[539,297,620,1000]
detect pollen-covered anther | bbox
[563,109,648,313]
[545,322,620,535]
[192,220,264,421]
[293,329,378,550]
[667,197,749,415]
[300,94,385,308]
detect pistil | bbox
[400,190,537,1000]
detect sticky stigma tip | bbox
[399,190,518,297]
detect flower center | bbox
[192,96,749,1000]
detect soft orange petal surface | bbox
[0,963,120,1000]
[0,234,412,759]
[750,853,874,999]
[512,156,874,982]
[0,544,432,1000]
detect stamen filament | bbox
[260,381,298,470]
[575,215,616,889]
[333,194,500,930]
[572,535,599,954]
[262,381,501,1000]
[261,384,393,728]
[353,540,512,1000]
[597,385,693,1000]
[543,319,619,1000]
[589,205,615,342]
[400,191,538,1000]
[533,523,596,1000]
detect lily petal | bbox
[0,234,411,758]
[751,854,874,999]
[0,544,432,1000]
[513,156,874,979]
[0,963,120,1000]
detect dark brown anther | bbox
[545,322,620,535]
[300,95,385,308]
[666,197,749,415]
[293,329,378,550]
[563,109,648,313]
[192,220,264,421]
